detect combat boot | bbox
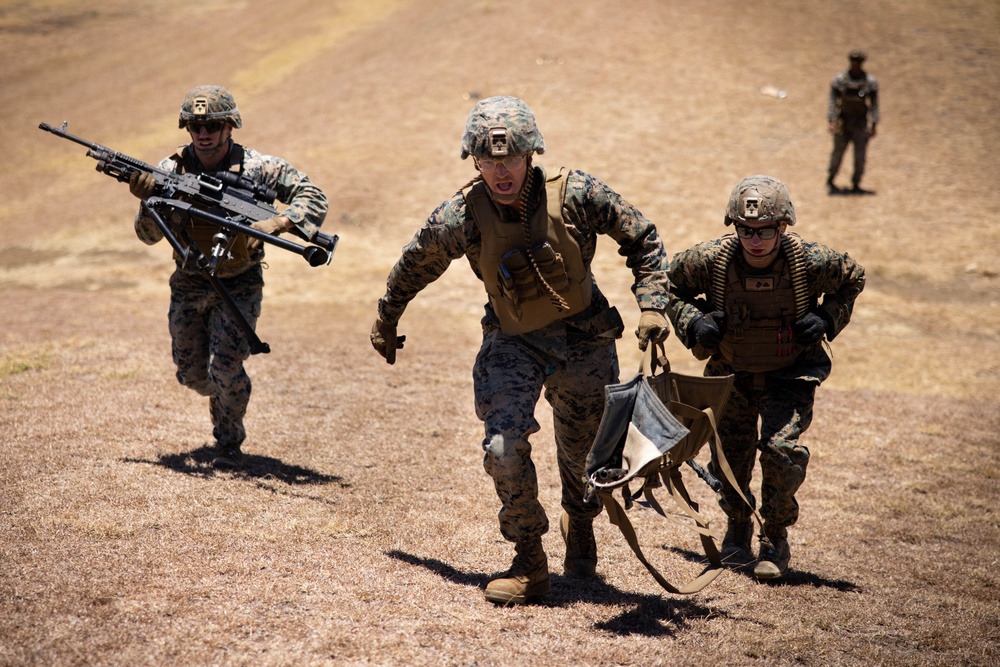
[559,511,597,578]
[484,538,550,605]
[213,443,244,469]
[754,526,791,580]
[721,517,754,566]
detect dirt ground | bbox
[1,0,998,665]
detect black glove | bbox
[690,311,725,349]
[793,309,830,345]
[371,317,405,365]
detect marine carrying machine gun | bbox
[39,121,339,355]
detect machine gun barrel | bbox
[153,198,332,267]
[40,121,172,183]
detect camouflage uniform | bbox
[827,52,879,189]
[377,165,669,543]
[667,236,865,536]
[134,143,327,450]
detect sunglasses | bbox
[735,225,781,240]
[476,154,526,173]
[188,121,225,134]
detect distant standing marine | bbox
[826,50,879,193]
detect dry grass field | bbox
[2,0,998,665]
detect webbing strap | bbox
[710,232,811,318]
[600,490,724,595]
[701,401,765,533]
[642,477,716,539]
[664,469,723,566]
[597,349,763,595]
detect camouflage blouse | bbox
[377,165,669,327]
[667,235,866,382]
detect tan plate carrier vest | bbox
[170,144,253,278]
[839,78,870,116]
[711,233,811,373]
[467,170,593,335]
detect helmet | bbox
[460,96,545,160]
[724,175,796,226]
[849,49,867,62]
[178,85,242,129]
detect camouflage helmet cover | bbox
[460,96,545,160]
[178,85,242,129]
[849,49,867,62]
[724,175,796,226]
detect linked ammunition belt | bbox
[710,233,809,319]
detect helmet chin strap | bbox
[194,134,233,167]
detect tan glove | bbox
[247,216,289,251]
[129,172,156,201]
[635,310,669,351]
[371,317,405,365]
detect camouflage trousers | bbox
[473,327,618,544]
[167,265,263,448]
[706,368,815,535]
[828,117,870,186]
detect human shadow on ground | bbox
[386,549,731,638]
[122,443,347,490]
[828,185,876,196]
[666,544,861,592]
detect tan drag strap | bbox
[598,347,763,595]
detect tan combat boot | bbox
[484,538,550,605]
[721,517,754,566]
[754,526,791,580]
[559,511,597,578]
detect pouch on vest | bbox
[498,248,541,311]
[585,343,760,595]
[530,242,570,292]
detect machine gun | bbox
[39,121,337,260]
[40,121,339,354]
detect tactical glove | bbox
[247,216,289,251]
[129,172,156,201]
[635,310,669,351]
[690,311,725,350]
[793,309,830,345]
[371,317,406,365]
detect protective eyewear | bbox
[188,121,225,134]
[735,224,780,240]
[476,154,526,173]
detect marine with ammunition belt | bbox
[666,175,865,579]
[371,96,671,604]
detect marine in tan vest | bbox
[667,175,865,579]
[371,96,671,605]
